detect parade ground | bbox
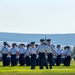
[0,60,75,75]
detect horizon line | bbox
[0,31,75,35]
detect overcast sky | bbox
[0,0,75,34]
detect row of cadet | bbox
[0,39,72,69]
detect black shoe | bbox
[46,67,48,69]
[50,67,52,69]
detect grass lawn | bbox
[0,60,75,75]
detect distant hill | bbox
[0,32,75,46]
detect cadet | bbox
[29,42,37,69]
[56,45,62,66]
[35,44,39,66]
[61,49,65,64]
[19,44,26,66]
[44,43,48,69]
[25,44,31,66]
[46,39,54,69]
[15,45,19,64]
[1,42,10,66]
[37,39,47,69]
[53,45,56,66]
[65,46,71,66]
[62,47,67,66]
[6,44,11,66]
[10,43,19,66]
[35,44,38,48]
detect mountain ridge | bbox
[0,32,75,46]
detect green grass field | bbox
[0,60,75,75]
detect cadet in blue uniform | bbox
[10,43,19,66]
[62,47,67,66]
[29,42,37,69]
[25,44,31,66]
[19,44,26,66]
[53,45,56,66]
[44,43,48,69]
[35,44,39,66]
[65,46,71,66]
[46,39,54,69]
[1,42,10,66]
[56,45,62,66]
[37,39,47,69]
[6,44,11,66]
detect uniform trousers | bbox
[26,56,30,66]
[11,54,17,66]
[56,55,61,66]
[19,54,25,66]
[31,54,36,69]
[2,54,8,66]
[47,53,53,69]
[39,52,45,69]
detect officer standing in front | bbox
[19,44,26,66]
[46,39,54,69]
[37,39,47,69]
[1,42,10,66]
[29,42,37,69]
[10,43,19,66]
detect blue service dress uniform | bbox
[56,49,62,66]
[62,50,66,65]
[35,44,39,66]
[37,44,46,69]
[6,47,11,66]
[19,47,26,66]
[66,50,71,66]
[30,47,36,69]
[10,47,18,66]
[25,48,30,66]
[46,44,54,69]
[1,46,9,66]
[53,50,57,66]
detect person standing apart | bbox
[46,39,54,69]
[37,39,47,69]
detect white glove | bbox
[7,55,11,58]
[36,55,39,58]
[53,56,56,58]
[24,55,26,58]
[45,55,48,59]
[0,54,2,58]
[29,56,31,58]
[16,56,19,58]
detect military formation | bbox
[0,39,72,69]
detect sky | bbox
[0,0,75,34]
